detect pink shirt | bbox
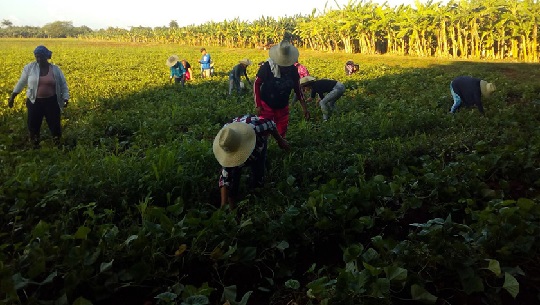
[36,67,56,98]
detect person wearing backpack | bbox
[254,40,310,137]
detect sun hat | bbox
[213,122,256,167]
[34,45,52,59]
[239,58,252,66]
[269,40,299,67]
[166,55,179,67]
[300,76,316,86]
[480,80,496,97]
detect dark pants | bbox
[223,141,267,198]
[174,76,185,87]
[26,95,61,145]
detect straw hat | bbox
[166,55,179,67]
[239,58,252,66]
[300,76,316,86]
[213,122,256,167]
[480,80,496,97]
[269,40,299,67]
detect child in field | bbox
[449,76,496,114]
[213,114,289,209]
[167,55,186,86]
[300,76,345,121]
[229,58,253,95]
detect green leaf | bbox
[503,272,519,298]
[155,292,178,302]
[181,295,209,305]
[384,266,408,282]
[411,284,437,304]
[517,198,534,212]
[74,226,91,240]
[72,297,93,305]
[484,259,501,277]
[275,240,289,251]
[32,220,50,238]
[285,279,300,290]
[100,260,114,273]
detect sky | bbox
[0,0,415,30]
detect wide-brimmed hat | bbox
[213,122,256,167]
[300,76,316,86]
[269,40,299,67]
[166,55,179,67]
[480,80,496,97]
[239,58,252,66]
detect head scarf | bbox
[34,45,52,59]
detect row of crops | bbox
[1,39,540,305]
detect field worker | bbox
[213,114,289,209]
[345,60,359,75]
[167,55,186,86]
[181,59,193,81]
[300,76,345,121]
[291,61,310,104]
[450,76,496,115]
[199,48,212,78]
[254,40,310,137]
[7,45,69,148]
[229,58,253,95]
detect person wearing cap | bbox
[450,76,496,114]
[7,45,69,148]
[254,40,310,137]
[229,58,253,95]
[214,114,289,209]
[181,59,193,81]
[300,76,345,121]
[167,55,186,86]
[199,48,212,78]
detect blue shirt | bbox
[170,62,186,78]
[199,53,211,69]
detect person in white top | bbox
[8,45,70,148]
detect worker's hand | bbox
[8,97,14,108]
[277,138,290,151]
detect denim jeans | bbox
[319,82,345,120]
[450,82,462,113]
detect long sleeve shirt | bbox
[254,61,303,109]
[170,62,186,78]
[13,62,69,109]
[199,53,211,69]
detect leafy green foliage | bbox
[1,39,540,305]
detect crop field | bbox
[1,39,540,305]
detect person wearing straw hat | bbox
[449,76,496,114]
[167,55,186,86]
[7,45,69,148]
[229,58,253,95]
[300,76,346,121]
[214,114,289,209]
[254,40,310,137]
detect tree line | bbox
[1,0,539,62]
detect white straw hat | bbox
[480,80,496,97]
[300,76,316,86]
[269,40,299,67]
[239,58,252,66]
[166,55,179,67]
[213,122,256,167]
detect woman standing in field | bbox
[7,45,69,148]
[254,40,310,137]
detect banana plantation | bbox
[76,0,540,62]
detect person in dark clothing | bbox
[450,76,496,114]
[300,76,345,121]
[254,40,310,137]
[213,114,289,209]
[229,58,252,95]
